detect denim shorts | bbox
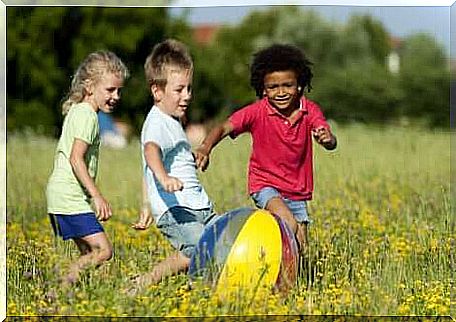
[49,212,105,240]
[157,206,217,259]
[251,187,311,224]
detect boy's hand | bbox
[160,175,184,192]
[132,206,153,230]
[93,195,112,221]
[312,126,336,149]
[194,145,210,171]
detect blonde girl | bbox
[46,51,129,286]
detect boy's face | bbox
[263,70,300,113]
[153,68,192,119]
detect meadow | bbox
[6,124,454,317]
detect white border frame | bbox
[1,1,6,321]
[0,1,454,321]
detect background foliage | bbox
[7,6,450,135]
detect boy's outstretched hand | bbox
[194,146,210,171]
[312,126,337,150]
[193,121,233,171]
[132,206,153,230]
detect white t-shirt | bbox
[141,106,212,221]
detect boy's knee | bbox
[265,196,286,209]
[266,198,297,232]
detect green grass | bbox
[6,124,453,317]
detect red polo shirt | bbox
[229,97,330,201]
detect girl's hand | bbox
[93,195,112,221]
[160,175,184,192]
[132,206,153,230]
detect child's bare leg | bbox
[265,197,298,233]
[265,197,308,254]
[133,251,190,291]
[64,232,113,286]
[74,239,91,255]
[296,222,308,255]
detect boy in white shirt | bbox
[131,39,216,293]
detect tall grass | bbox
[6,124,453,317]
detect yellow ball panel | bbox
[216,209,282,292]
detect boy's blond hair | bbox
[144,39,193,88]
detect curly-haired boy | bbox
[195,44,337,256]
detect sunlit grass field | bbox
[6,124,454,317]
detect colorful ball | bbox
[189,207,299,293]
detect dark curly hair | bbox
[250,44,313,98]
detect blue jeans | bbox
[251,187,311,224]
[157,206,217,258]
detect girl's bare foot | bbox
[60,270,79,288]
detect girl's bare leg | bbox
[74,238,91,255]
[64,232,113,286]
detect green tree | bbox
[345,14,391,65]
[7,7,67,134]
[310,61,403,123]
[398,33,450,127]
[7,7,177,135]
[189,45,227,122]
[205,8,282,111]
[253,7,336,65]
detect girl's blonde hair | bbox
[61,51,129,115]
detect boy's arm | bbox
[70,138,112,221]
[312,126,337,150]
[194,120,233,171]
[144,141,184,192]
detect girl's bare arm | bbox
[70,138,112,221]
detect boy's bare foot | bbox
[125,251,190,296]
[125,272,159,296]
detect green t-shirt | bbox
[46,102,100,214]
